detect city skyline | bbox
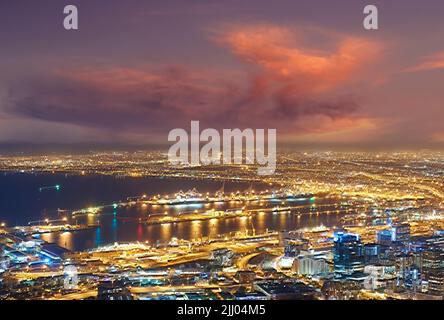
[2,1,444,303]
[2,150,444,300]
[1,1,444,150]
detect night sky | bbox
[1,0,444,149]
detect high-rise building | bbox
[422,248,444,296]
[333,232,364,275]
[364,243,381,264]
[422,249,444,276]
[377,230,393,246]
[428,272,444,296]
[284,239,309,257]
[376,223,410,246]
[391,223,410,243]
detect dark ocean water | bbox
[0,172,248,225]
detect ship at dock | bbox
[132,185,313,207]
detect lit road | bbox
[236,252,261,270]
[51,289,97,300]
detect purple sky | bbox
[1,0,444,149]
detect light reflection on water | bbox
[41,197,347,252]
[3,173,350,252]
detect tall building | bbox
[427,272,444,296]
[333,232,364,276]
[404,266,421,292]
[377,230,393,246]
[422,248,444,296]
[284,239,309,257]
[364,243,381,264]
[376,223,410,246]
[391,223,411,243]
[422,249,444,277]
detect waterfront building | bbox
[333,232,364,275]
[292,252,329,276]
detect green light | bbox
[113,203,118,209]
[310,197,316,202]
[55,185,61,191]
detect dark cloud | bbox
[2,25,375,141]
[3,66,360,137]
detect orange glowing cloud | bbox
[5,25,385,144]
[210,25,383,136]
[405,50,444,73]
[279,116,384,144]
[218,25,382,93]
[432,131,444,142]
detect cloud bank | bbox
[2,25,382,143]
